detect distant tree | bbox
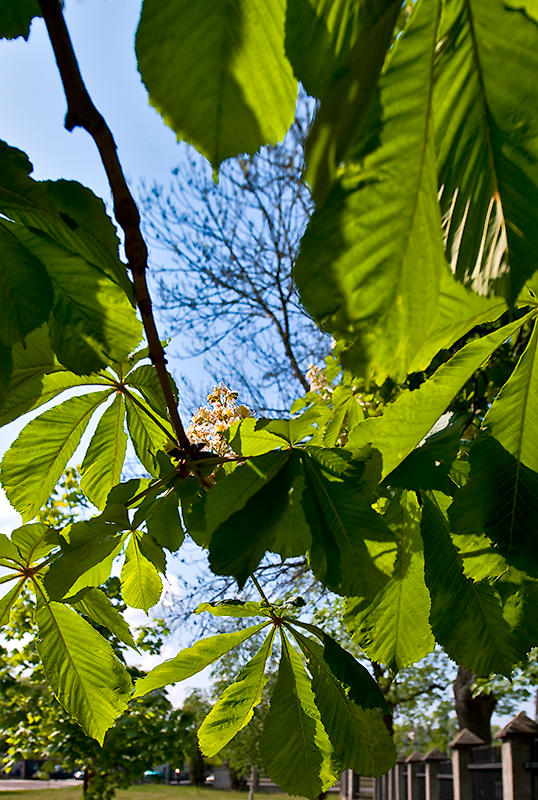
[0,589,187,800]
[0,473,187,800]
[180,690,212,786]
[140,94,329,412]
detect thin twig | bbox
[37,0,190,452]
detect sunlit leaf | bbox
[136,0,297,170]
[125,395,173,477]
[292,630,395,776]
[345,492,434,671]
[11,522,58,565]
[1,391,112,521]
[133,622,270,698]
[422,494,526,676]
[36,598,132,743]
[198,628,275,756]
[0,579,25,626]
[449,320,538,576]
[434,0,538,299]
[349,314,533,479]
[81,393,127,509]
[121,533,162,611]
[66,586,137,650]
[195,601,271,618]
[295,0,445,381]
[261,633,336,799]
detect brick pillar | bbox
[495,711,538,800]
[450,728,485,800]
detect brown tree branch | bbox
[37,0,190,452]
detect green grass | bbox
[0,785,298,800]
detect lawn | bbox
[0,786,301,800]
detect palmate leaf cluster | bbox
[0,0,538,797]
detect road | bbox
[0,779,82,791]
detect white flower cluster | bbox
[305,364,332,400]
[187,383,252,456]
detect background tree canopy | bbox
[0,0,537,797]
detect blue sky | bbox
[0,0,180,201]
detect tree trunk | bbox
[248,765,258,800]
[83,768,90,796]
[453,666,496,742]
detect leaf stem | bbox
[37,0,190,453]
[250,573,271,605]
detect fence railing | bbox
[348,712,538,800]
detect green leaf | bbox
[0,142,131,293]
[0,342,12,409]
[295,0,445,381]
[449,320,538,576]
[225,418,287,457]
[0,579,25,626]
[66,543,124,599]
[80,394,127,510]
[320,633,389,713]
[137,531,166,574]
[66,587,137,650]
[506,0,538,20]
[208,454,296,588]
[434,0,538,300]
[195,601,271,618]
[292,630,395,777]
[144,491,184,552]
[135,0,297,170]
[39,179,130,291]
[0,221,53,345]
[35,598,132,743]
[422,494,526,676]
[198,629,275,756]
[270,453,312,559]
[408,270,507,374]
[254,416,317,446]
[388,417,465,493]
[203,452,289,538]
[44,513,126,600]
[0,366,109,428]
[1,390,112,521]
[133,622,270,698]
[285,0,363,97]
[345,492,434,671]
[452,530,508,583]
[0,0,41,39]
[349,314,533,479]
[302,449,393,597]
[125,395,173,476]
[121,534,163,612]
[261,633,336,799]
[11,522,58,565]
[299,0,401,203]
[11,226,141,374]
[0,532,21,563]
